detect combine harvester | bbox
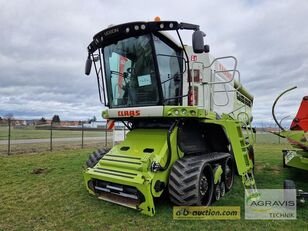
[83,18,257,216]
[272,87,308,203]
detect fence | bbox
[0,119,287,155]
[0,119,128,155]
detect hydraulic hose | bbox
[272,86,297,131]
[161,120,178,171]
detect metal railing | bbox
[0,119,127,155]
[191,56,243,108]
[0,119,289,155]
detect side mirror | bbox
[85,56,92,75]
[192,30,205,53]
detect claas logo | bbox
[117,110,141,117]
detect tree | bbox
[87,116,97,123]
[52,115,60,123]
[0,116,2,121]
[37,117,47,125]
[4,113,14,120]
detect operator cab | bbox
[104,33,183,107]
[85,21,208,108]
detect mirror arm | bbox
[179,22,200,31]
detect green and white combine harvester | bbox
[272,87,308,203]
[83,19,257,216]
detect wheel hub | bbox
[215,184,221,200]
[220,182,226,197]
[200,175,208,196]
[225,165,232,187]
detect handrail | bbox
[190,56,249,110]
[206,56,237,107]
[203,56,238,85]
[237,111,255,145]
[211,83,230,106]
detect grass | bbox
[0,126,105,140]
[255,133,288,144]
[0,144,307,230]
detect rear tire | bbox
[284,179,296,190]
[168,155,214,206]
[85,148,110,168]
[283,180,297,207]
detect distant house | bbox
[59,121,80,127]
[83,121,106,128]
[26,120,36,126]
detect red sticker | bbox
[191,55,197,61]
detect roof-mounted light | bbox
[154,16,161,21]
[87,20,200,53]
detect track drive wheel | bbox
[222,156,235,192]
[85,148,110,168]
[168,155,214,206]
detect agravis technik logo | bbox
[245,189,296,220]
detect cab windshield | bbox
[103,34,182,108]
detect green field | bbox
[0,144,307,231]
[0,126,105,140]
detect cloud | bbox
[0,0,307,124]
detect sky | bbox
[0,0,307,126]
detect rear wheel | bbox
[168,155,214,206]
[85,148,110,168]
[284,179,296,190]
[283,180,297,207]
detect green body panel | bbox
[277,130,308,171]
[163,106,208,118]
[84,128,182,216]
[84,106,257,216]
[213,165,223,184]
[234,80,254,102]
[284,150,308,171]
[205,115,252,174]
[280,130,308,149]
